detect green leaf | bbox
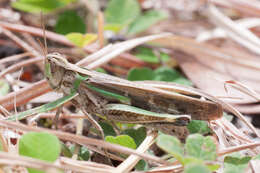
[100,122,116,137]
[185,134,217,161]
[153,67,192,86]
[224,154,251,173]
[154,67,182,81]
[122,127,146,146]
[55,10,86,35]
[135,47,159,63]
[116,122,135,130]
[104,24,124,33]
[156,134,184,163]
[127,66,192,85]
[66,33,82,46]
[184,163,211,173]
[127,67,155,81]
[128,10,168,34]
[66,33,97,47]
[224,155,251,165]
[182,156,203,165]
[207,164,220,172]
[253,154,260,160]
[187,120,212,135]
[224,112,234,122]
[135,159,148,171]
[172,77,192,86]
[19,132,61,173]
[160,52,170,62]
[105,135,136,149]
[182,156,219,171]
[79,146,90,161]
[11,0,73,13]
[61,143,73,158]
[61,143,89,161]
[0,80,9,96]
[105,0,140,25]
[135,47,170,63]
[95,68,107,74]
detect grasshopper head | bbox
[45,53,67,90]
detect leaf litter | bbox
[0,0,260,172]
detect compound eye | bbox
[49,52,61,56]
[53,52,61,55]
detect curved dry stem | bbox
[207,5,260,55]
[0,80,51,111]
[0,27,41,57]
[97,12,104,48]
[0,120,168,165]
[224,80,260,101]
[0,151,114,173]
[115,131,158,173]
[0,52,32,64]
[0,21,72,47]
[218,142,260,156]
[0,57,43,78]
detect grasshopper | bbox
[44,52,223,139]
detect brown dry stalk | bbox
[0,57,43,78]
[0,21,147,66]
[0,21,72,47]
[0,24,152,113]
[0,52,32,64]
[211,0,260,17]
[218,142,260,156]
[0,80,51,111]
[115,132,157,173]
[98,12,104,48]
[0,120,168,165]
[154,36,260,71]
[60,157,115,170]
[0,151,114,173]
[0,27,41,58]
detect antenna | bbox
[38,12,48,58]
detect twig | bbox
[207,4,260,55]
[72,118,84,160]
[0,80,51,111]
[0,21,72,47]
[0,27,41,57]
[98,12,104,48]
[0,52,32,64]
[115,131,158,173]
[0,120,168,165]
[0,151,113,173]
[0,57,42,78]
[218,142,260,156]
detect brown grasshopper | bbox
[44,52,223,139]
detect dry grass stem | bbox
[0,57,43,78]
[0,120,168,165]
[218,142,260,156]
[115,132,157,173]
[1,2,260,172]
[0,151,113,173]
[0,80,51,111]
[0,52,32,64]
[0,27,41,57]
[207,5,260,55]
[97,12,104,48]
